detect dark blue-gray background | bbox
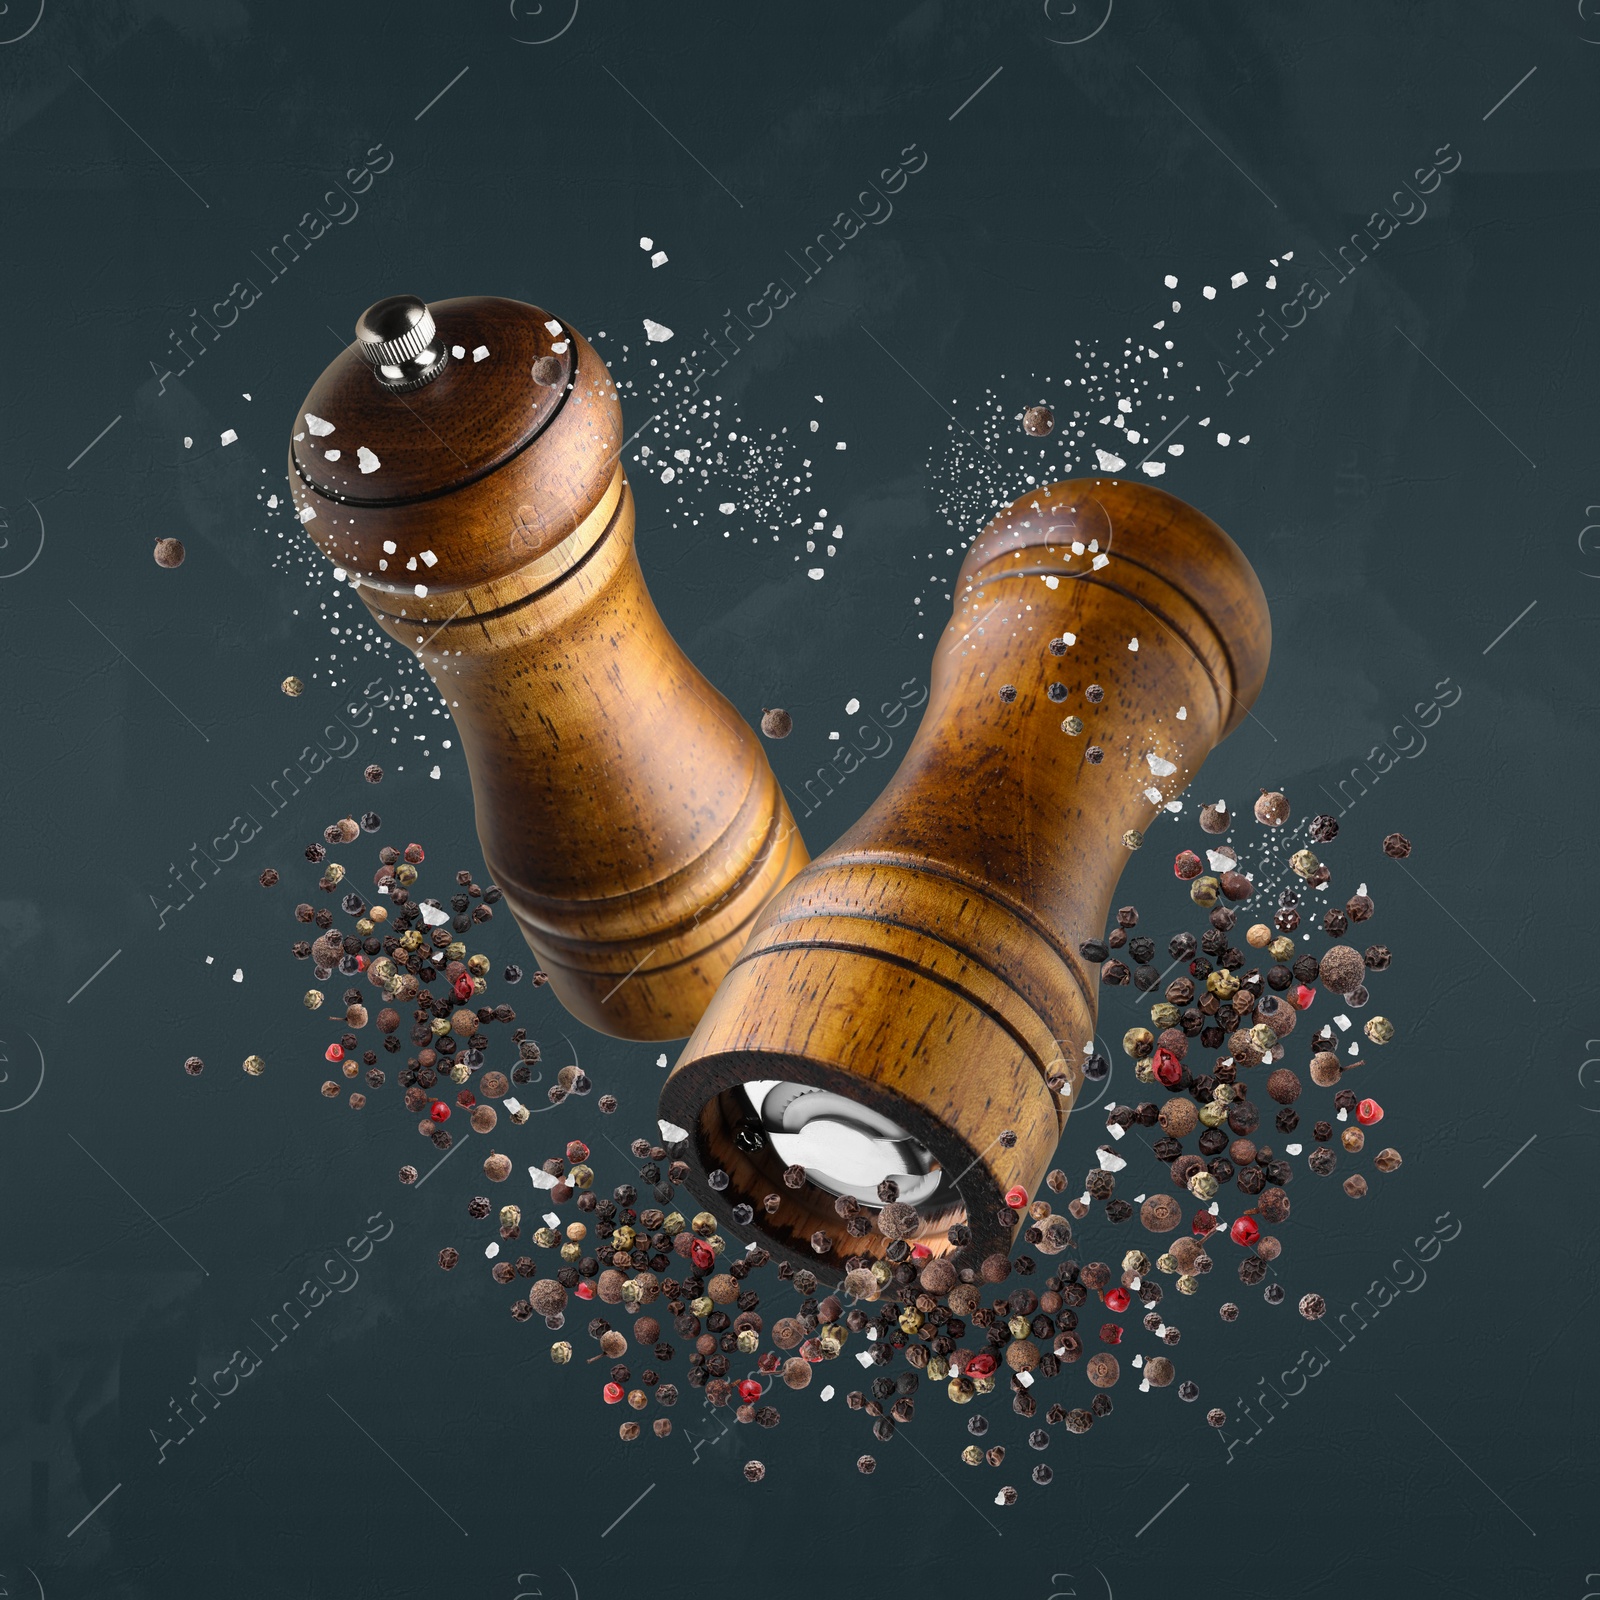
[1,2,1592,1595]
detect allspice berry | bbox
[877,1201,921,1239]
[1266,1068,1301,1105]
[782,1357,812,1389]
[1318,944,1366,995]
[1022,404,1055,436]
[153,537,186,568]
[470,1105,498,1134]
[484,1150,513,1182]
[1199,801,1230,834]
[1253,789,1290,826]
[1140,1194,1181,1233]
[1145,1356,1175,1387]
[1309,1053,1343,1089]
[760,707,793,739]
[1085,1352,1120,1388]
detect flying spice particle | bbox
[760,708,793,738]
[281,676,304,697]
[153,537,186,568]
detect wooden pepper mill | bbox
[288,295,807,1040]
[660,478,1270,1275]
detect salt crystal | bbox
[306,413,335,436]
[382,539,397,553]
[659,1117,688,1142]
[1140,1380,1151,1393]
[420,549,437,567]
[1164,273,1178,288]
[551,340,569,353]
[543,1212,561,1229]
[820,1386,835,1402]
[1165,802,1182,812]
[472,345,489,362]
[232,967,244,983]
[221,428,238,446]
[357,446,381,474]
[529,1167,562,1190]
[1202,285,1216,299]
[1176,706,1187,720]
[1016,1369,1035,1388]
[807,567,824,579]
[835,440,846,450]
[650,250,668,267]
[1091,553,1110,570]
[1334,1014,1351,1031]
[1348,1041,1360,1056]
[420,903,451,926]
[504,1098,524,1115]
[1358,881,1368,896]
[1141,461,1166,477]
[1128,637,1139,652]
[243,393,251,401]
[184,437,193,448]
[1208,1201,1218,1214]
[845,698,860,714]
[1231,271,1247,288]
[333,567,347,581]
[1133,1193,1146,1203]
[1217,432,1231,446]
[1043,575,1059,589]
[1144,787,1163,803]
[994,1492,1008,1506]
[1108,1122,1126,1140]
[1096,1145,1126,1172]
[267,494,278,508]
[1265,275,1277,290]
[1147,753,1176,777]
[1061,631,1076,646]
[485,1242,500,1258]
[414,583,428,597]
[1071,541,1084,554]
[856,1351,875,1367]
[1117,398,1133,414]
[718,502,735,514]
[451,344,465,358]
[1206,850,1234,872]
[656,1053,668,1068]
[643,319,674,342]
[673,448,691,464]
[545,318,563,334]
[1079,1192,1092,1206]
[205,956,213,964]
[1283,251,1294,260]
[298,505,317,523]
[1286,1143,1303,1155]
[638,237,653,252]
[828,732,840,741]
[1132,1354,1144,1368]
[1169,443,1184,456]
[1337,1107,1349,1121]
[428,764,440,778]
[1095,448,1126,471]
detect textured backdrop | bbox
[0,3,1590,1596]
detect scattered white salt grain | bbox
[1128,637,1139,652]
[1206,849,1234,872]
[1176,706,1188,720]
[845,698,860,714]
[243,393,251,401]
[1108,1123,1126,1140]
[451,344,465,358]
[718,502,735,514]
[1168,443,1184,456]
[504,1098,524,1116]
[1217,432,1231,446]
[1117,398,1133,414]
[428,763,441,779]
[1231,271,1248,288]
[643,319,674,342]
[1016,1369,1035,1389]
[542,1212,561,1229]
[1147,753,1176,777]
[420,549,437,567]
[1092,553,1110,570]
[333,567,347,581]
[529,1167,562,1190]
[1337,1107,1349,1121]
[420,903,451,927]
[1208,1200,1219,1215]
[1239,435,1250,445]
[835,440,846,450]
[1334,1014,1351,1031]
[857,1351,875,1367]
[205,955,213,964]
[1141,460,1166,477]
[357,447,380,474]
[472,345,489,362]
[1071,540,1085,554]
[325,449,340,461]
[545,318,564,334]
[1286,1143,1303,1155]
[306,413,335,436]
[638,237,653,251]
[1132,1353,1145,1368]
[656,1053,668,1068]
[267,494,278,508]
[828,731,840,741]
[1283,250,1294,260]
[1061,631,1077,646]
[406,556,417,570]
[298,505,317,523]
[1095,448,1126,471]
[1096,1145,1127,1172]
[1043,574,1059,589]
[1144,786,1163,803]
[232,967,244,983]
[1348,1041,1361,1056]
[1164,273,1178,288]
[485,1242,500,1258]
[820,1386,835,1402]
[551,340,569,353]
[659,1117,689,1142]
[660,467,676,483]
[221,428,238,446]
[1265,275,1277,290]
[184,437,193,448]
[1202,285,1216,299]
[650,250,668,268]
[807,567,824,579]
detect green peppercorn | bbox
[243,1054,265,1076]
[1187,1171,1218,1200]
[1176,1275,1200,1295]
[1364,1016,1394,1044]
[1123,830,1144,851]
[1133,1059,1156,1083]
[550,1341,572,1364]
[1190,876,1220,908]
[1290,849,1320,879]
[962,1444,984,1466]
[1062,716,1083,735]
[1250,1022,1277,1053]
[1198,1101,1227,1128]
[1149,1002,1181,1028]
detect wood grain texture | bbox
[661,478,1271,1277]
[288,296,808,1039]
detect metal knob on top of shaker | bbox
[288,294,808,1040]
[660,478,1271,1276]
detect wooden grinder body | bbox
[288,296,806,1040]
[661,478,1271,1275]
